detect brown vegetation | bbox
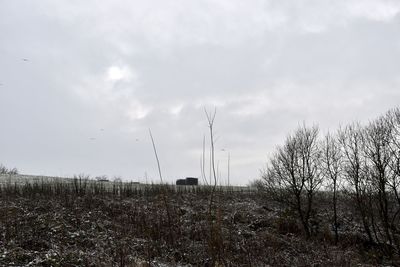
[0,179,397,266]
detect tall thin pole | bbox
[148,129,163,183]
[228,152,230,187]
[209,145,212,186]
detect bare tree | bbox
[386,108,400,210]
[321,132,343,244]
[262,124,322,238]
[205,107,218,214]
[261,107,400,252]
[204,107,226,265]
[364,115,395,247]
[386,108,400,252]
[338,123,375,243]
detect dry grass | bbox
[0,180,397,266]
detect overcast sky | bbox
[1,0,400,185]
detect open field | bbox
[0,178,398,266]
[0,174,251,193]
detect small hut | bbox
[176,177,198,186]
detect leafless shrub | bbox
[73,174,89,196]
[0,164,18,175]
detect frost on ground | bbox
[0,188,396,266]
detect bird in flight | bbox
[22,58,29,62]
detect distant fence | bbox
[0,173,70,185]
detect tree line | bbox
[0,164,18,175]
[260,107,400,255]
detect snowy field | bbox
[0,173,251,192]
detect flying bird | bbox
[22,58,29,62]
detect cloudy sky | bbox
[1,0,400,185]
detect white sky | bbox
[1,0,400,185]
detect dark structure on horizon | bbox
[176,177,198,186]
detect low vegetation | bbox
[0,177,398,266]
